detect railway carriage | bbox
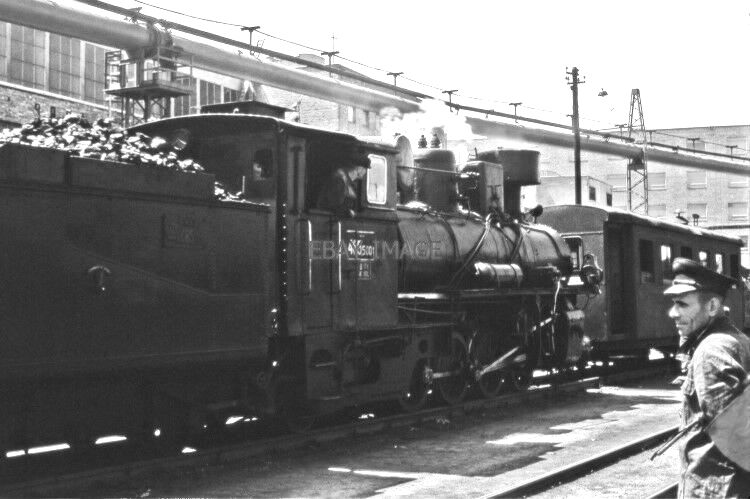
[541,205,745,357]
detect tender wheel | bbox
[398,359,430,412]
[436,333,470,405]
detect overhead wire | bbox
[129,0,748,155]
[127,0,578,124]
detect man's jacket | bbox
[679,315,750,498]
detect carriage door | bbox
[605,223,626,336]
[289,138,333,332]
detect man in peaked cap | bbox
[664,258,750,497]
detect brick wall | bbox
[0,83,111,126]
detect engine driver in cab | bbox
[316,159,370,218]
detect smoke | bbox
[380,99,484,164]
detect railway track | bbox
[479,426,679,498]
[0,360,673,495]
[648,482,679,498]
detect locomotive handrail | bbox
[335,221,342,292]
[446,214,493,289]
[299,219,312,294]
[508,224,527,263]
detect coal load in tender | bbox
[0,114,244,201]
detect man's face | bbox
[348,166,368,181]
[668,292,711,340]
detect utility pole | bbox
[240,26,260,54]
[387,71,403,87]
[320,50,339,76]
[566,67,584,205]
[509,102,522,123]
[443,89,458,112]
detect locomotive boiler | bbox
[0,106,599,457]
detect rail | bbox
[480,426,679,498]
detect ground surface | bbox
[47,374,682,498]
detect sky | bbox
[94,0,750,131]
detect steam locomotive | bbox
[0,104,599,454]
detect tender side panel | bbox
[0,167,273,379]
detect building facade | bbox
[0,21,382,137]
[492,126,749,266]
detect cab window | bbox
[366,154,387,205]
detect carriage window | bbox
[564,236,583,270]
[680,246,693,259]
[660,244,673,284]
[366,154,387,205]
[698,250,709,268]
[715,253,725,274]
[639,239,655,283]
[730,254,740,279]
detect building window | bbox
[639,239,655,283]
[0,22,8,79]
[686,170,707,189]
[680,246,693,259]
[660,244,673,284]
[687,203,707,224]
[223,87,240,103]
[606,192,612,206]
[728,202,748,221]
[48,34,81,98]
[606,174,626,191]
[84,43,105,104]
[649,204,666,219]
[9,25,45,90]
[648,172,666,190]
[347,105,356,124]
[729,174,749,188]
[173,77,196,116]
[612,190,627,208]
[199,80,222,106]
[588,186,596,201]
